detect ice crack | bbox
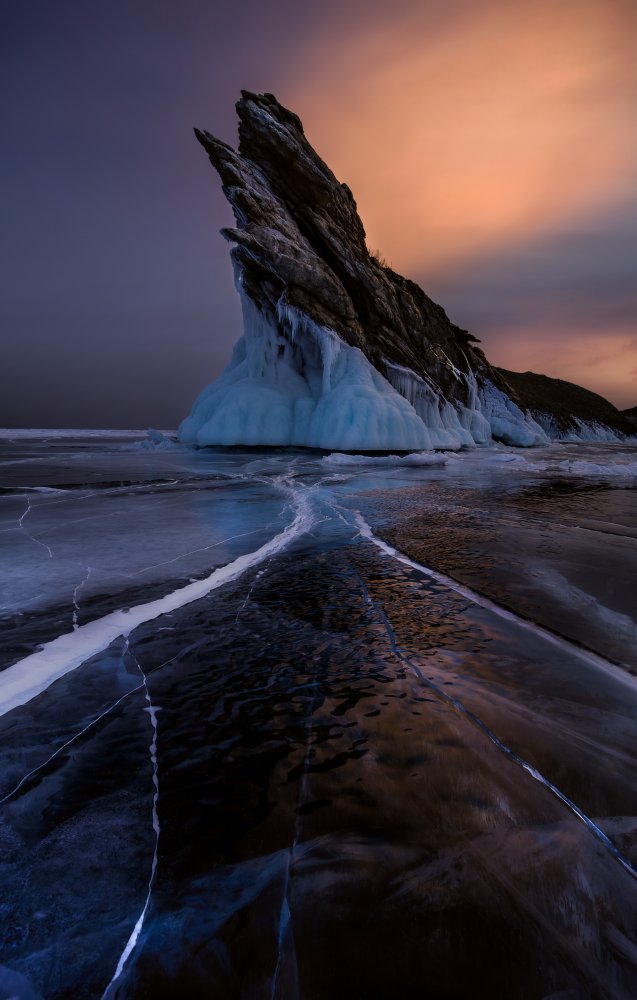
[0,682,143,805]
[17,497,52,558]
[125,527,264,578]
[271,679,318,1000]
[0,482,316,720]
[0,642,200,805]
[101,642,161,998]
[354,513,636,686]
[353,516,637,882]
[72,565,92,629]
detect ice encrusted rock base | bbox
[180,295,430,450]
[179,290,548,451]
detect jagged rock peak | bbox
[179,93,630,450]
[192,91,486,381]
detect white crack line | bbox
[271,677,319,1000]
[101,641,161,998]
[0,640,205,807]
[72,565,92,629]
[17,497,52,558]
[354,512,637,882]
[0,681,143,805]
[0,480,315,720]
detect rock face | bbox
[622,406,637,429]
[179,92,629,450]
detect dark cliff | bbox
[193,91,509,408]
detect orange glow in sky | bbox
[281,0,637,407]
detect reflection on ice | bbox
[351,526,637,878]
[354,511,636,684]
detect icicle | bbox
[276,298,341,392]
[478,381,548,447]
[383,360,479,449]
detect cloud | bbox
[283,0,637,407]
[294,0,637,272]
[423,201,637,328]
[484,326,637,408]
[410,204,637,407]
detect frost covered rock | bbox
[179,91,628,450]
[478,381,546,447]
[498,369,635,442]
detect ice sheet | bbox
[2,433,637,998]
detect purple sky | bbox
[2,0,636,428]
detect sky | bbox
[1,0,636,428]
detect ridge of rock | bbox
[622,405,637,427]
[498,370,635,439]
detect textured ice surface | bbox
[2,434,637,998]
[462,450,637,478]
[322,451,447,468]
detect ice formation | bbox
[536,414,635,444]
[181,294,432,451]
[382,361,491,449]
[477,381,547,447]
[179,288,554,451]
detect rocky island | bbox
[179,92,633,450]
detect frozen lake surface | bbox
[1,431,637,998]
